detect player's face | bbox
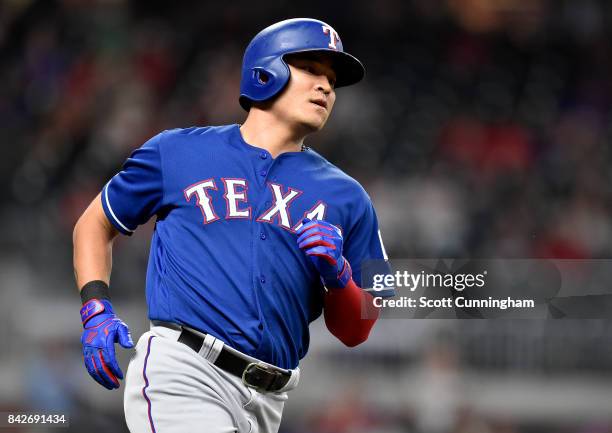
[273,53,337,133]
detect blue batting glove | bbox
[296,218,352,288]
[80,299,134,390]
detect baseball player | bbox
[73,18,394,433]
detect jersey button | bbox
[260,232,266,240]
[260,170,267,177]
[260,275,266,284]
[260,152,268,159]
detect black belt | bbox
[177,327,291,393]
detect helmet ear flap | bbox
[239,57,289,110]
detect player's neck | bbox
[240,110,307,158]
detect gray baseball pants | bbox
[123,324,299,433]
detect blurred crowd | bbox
[2,0,612,432]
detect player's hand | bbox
[80,299,134,390]
[296,218,352,289]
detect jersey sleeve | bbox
[343,199,395,297]
[100,133,165,235]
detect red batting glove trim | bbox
[99,352,119,386]
[299,238,336,250]
[307,251,338,266]
[91,355,100,376]
[298,223,336,235]
[80,299,106,326]
[323,278,380,347]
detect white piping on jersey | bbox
[104,182,134,233]
[378,230,388,261]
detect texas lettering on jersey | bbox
[184,179,327,232]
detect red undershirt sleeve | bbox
[323,278,380,347]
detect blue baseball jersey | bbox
[101,124,394,369]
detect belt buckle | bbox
[242,362,281,393]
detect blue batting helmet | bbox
[239,18,365,111]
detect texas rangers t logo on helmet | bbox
[322,24,340,50]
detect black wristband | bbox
[80,280,111,304]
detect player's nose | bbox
[314,74,333,95]
[315,81,332,95]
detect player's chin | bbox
[301,112,329,132]
[299,120,326,134]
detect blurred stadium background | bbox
[1,0,612,432]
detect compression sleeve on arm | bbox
[323,278,380,347]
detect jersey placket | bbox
[251,149,275,353]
